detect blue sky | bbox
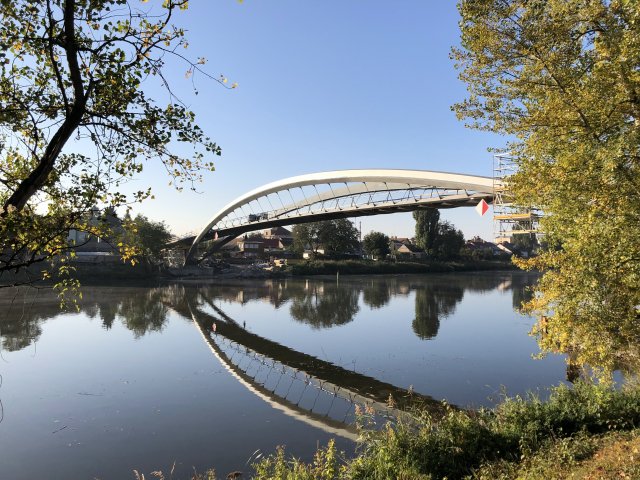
[132,1,505,240]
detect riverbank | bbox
[1,258,517,285]
[162,258,518,281]
[288,258,516,276]
[249,381,640,479]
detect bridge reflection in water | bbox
[174,290,447,440]
[167,273,539,439]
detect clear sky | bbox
[131,1,506,240]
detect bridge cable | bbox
[265,194,276,217]
[298,186,311,215]
[328,183,340,210]
[343,182,357,209]
[275,191,288,218]
[312,184,323,212]
[255,197,266,217]
[286,188,298,215]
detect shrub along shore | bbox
[152,382,640,479]
[287,258,517,276]
[249,382,640,480]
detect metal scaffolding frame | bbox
[493,153,541,243]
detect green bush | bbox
[252,439,344,480]
[288,259,514,276]
[253,382,640,480]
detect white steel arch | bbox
[186,169,495,263]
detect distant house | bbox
[73,238,118,256]
[209,231,293,259]
[67,207,123,259]
[496,241,515,256]
[262,226,293,240]
[390,237,425,259]
[394,242,425,259]
[391,236,412,245]
[262,238,283,253]
[465,237,505,257]
[262,227,294,250]
[238,239,264,257]
[277,236,294,250]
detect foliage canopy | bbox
[131,214,172,261]
[413,209,440,254]
[292,219,360,258]
[414,209,465,259]
[454,0,640,375]
[362,231,390,260]
[0,0,221,286]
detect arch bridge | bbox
[180,169,495,265]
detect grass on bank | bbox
[251,381,640,480]
[288,258,514,276]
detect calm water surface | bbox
[0,272,566,479]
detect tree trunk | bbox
[2,108,84,213]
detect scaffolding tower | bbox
[493,153,541,243]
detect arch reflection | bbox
[168,288,446,439]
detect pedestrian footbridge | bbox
[176,169,495,264]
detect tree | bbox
[432,221,465,260]
[413,209,440,254]
[413,209,464,259]
[320,219,360,257]
[292,219,359,258]
[454,0,640,375]
[0,1,223,287]
[510,234,537,257]
[362,231,390,260]
[131,214,172,261]
[291,223,323,256]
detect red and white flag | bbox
[475,199,489,216]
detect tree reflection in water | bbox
[0,285,174,351]
[289,281,360,329]
[116,290,169,338]
[192,275,511,338]
[0,274,521,353]
[509,273,539,312]
[411,273,514,341]
[0,288,62,352]
[362,281,392,309]
[412,285,464,340]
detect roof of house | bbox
[496,242,515,254]
[241,239,263,245]
[279,237,294,247]
[466,238,499,249]
[396,243,423,253]
[390,236,411,244]
[263,226,293,238]
[220,238,242,250]
[74,239,118,253]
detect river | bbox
[0,272,567,479]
